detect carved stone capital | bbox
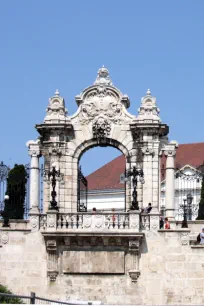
[27,139,41,157]
[164,150,176,157]
[142,147,154,156]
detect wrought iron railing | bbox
[0,291,93,304]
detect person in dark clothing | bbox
[146,203,152,213]
[160,216,164,229]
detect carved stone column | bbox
[164,142,178,220]
[27,140,41,215]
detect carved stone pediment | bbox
[73,67,131,125]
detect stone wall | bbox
[1,226,204,304]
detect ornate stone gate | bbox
[26,67,178,282]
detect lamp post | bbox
[181,193,193,228]
[2,195,10,227]
[125,167,145,210]
[44,163,61,211]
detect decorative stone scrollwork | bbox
[129,213,140,230]
[30,216,38,228]
[47,215,56,228]
[83,215,92,228]
[150,215,160,231]
[46,239,57,252]
[47,271,58,281]
[129,239,140,253]
[48,144,62,156]
[74,66,131,125]
[1,232,9,244]
[94,215,104,228]
[92,116,111,138]
[180,232,189,246]
[128,270,140,283]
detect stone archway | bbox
[72,138,131,213]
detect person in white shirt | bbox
[200,228,204,244]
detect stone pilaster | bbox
[142,146,154,208]
[164,141,178,220]
[128,239,140,282]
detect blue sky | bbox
[0,1,204,175]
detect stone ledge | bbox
[41,231,144,238]
[191,245,204,249]
[0,228,31,232]
[158,229,190,232]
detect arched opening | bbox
[78,146,127,212]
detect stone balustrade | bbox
[38,212,156,232]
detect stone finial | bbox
[94,66,113,86]
[137,89,161,123]
[55,89,59,96]
[44,90,68,123]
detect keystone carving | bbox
[92,116,111,138]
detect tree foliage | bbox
[0,284,24,304]
[196,176,204,220]
[4,164,27,219]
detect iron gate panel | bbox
[77,166,88,212]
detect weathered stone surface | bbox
[62,251,125,274]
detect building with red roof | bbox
[86,142,204,217]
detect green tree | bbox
[4,164,27,219]
[0,284,24,304]
[196,176,204,220]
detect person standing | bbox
[200,228,204,244]
[164,217,170,229]
[160,216,164,229]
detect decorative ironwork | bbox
[180,194,193,228]
[2,195,10,227]
[0,162,10,213]
[44,164,61,210]
[175,165,204,221]
[126,167,144,210]
[161,163,204,220]
[0,161,10,182]
[77,166,88,212]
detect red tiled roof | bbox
[87,143,204,190]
